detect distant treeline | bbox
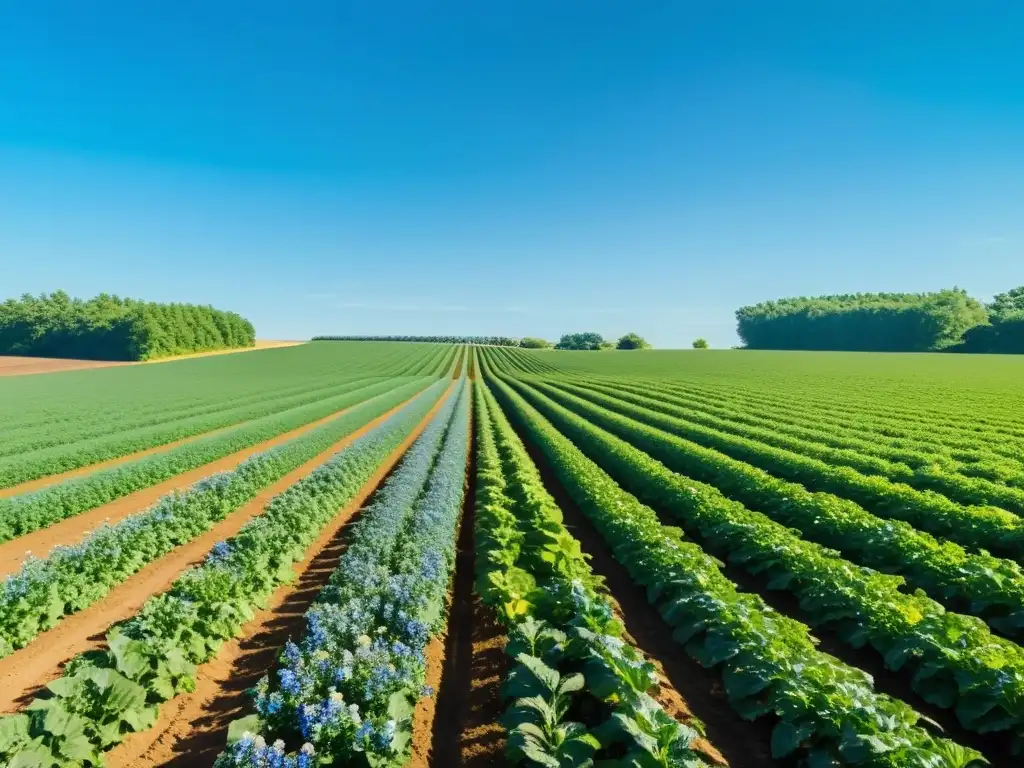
[313,335,521,346]
[0,291,256,361]
[736,287,1024,353]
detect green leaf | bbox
[226,715,263,746]
[0,714,31,752]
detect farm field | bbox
[1,341,1022,767]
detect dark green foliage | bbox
[692,338,709,349]
[555,332,604,350]
[735,289,988,352]
[519,337,553,349]
[314,334,519,345]
[0,291,255,361]
[616,333,650,350]
[957,287,1024,354]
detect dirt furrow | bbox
[102,385,454,767]
[428,405,507,768]
[0,403,368,578]
[0,391,436,714]
[510,424,769,768]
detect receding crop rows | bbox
[0,378,435,657]
[565,373,1024,487]
[645,376,1024,463]
[0,376,451,767]
[0,346,451,490]
[532,377,1024,561]
[471,381,722,767]
[216,378,470,767]
[549,377,1024,518]
[480,366,985,767]
[0,377,430,542]
[495,372,1024,759]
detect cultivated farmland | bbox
[1,341,1022,767]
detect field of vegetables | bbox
[1,340,1022,767]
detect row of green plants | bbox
[647,373,1024,464]
[501,376,1024,755]
[0,377,434,657]
[533,377,1024,561]
[0,371,378,461]
[640,376,1024,478]
[481,371,984,767]
[0,377,426,542]
[0,373,410,491]
[0,379,449,767]
[217,378,470,767]
[536,379,1024,636]
[600,376,1024,488]
[474,381,716,768]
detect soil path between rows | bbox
[0,341,306,378]
[505,405,772,768]
[0,422,242,499]
[0,398,373,578]
[0,387,437,714]
[104,383,454,767]
[428,409,508,768]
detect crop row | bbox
[645,375,1024,465]
[480,370,984,767]
[0,377,430,543]
[636,376,1024,486]
[473,380,718,767]
[535,377,1024,561]
[501,375,1024,754]
[0,377,438,657]
[0,371,381,461]
[578,375,1024,497]
[0,374,407,490]
[0,376,450,767]
[532,379,1024,637]
[216,377,470,767]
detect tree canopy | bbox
[519,337,553,349]
[555,332,605,350]
[616,333,650,350]
[692,338,709,349]
[0,291,255,361]
[735,289,988,352]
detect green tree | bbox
[555,332,605,350]
[692,338,709,349]
[519,337,553,349]
[616,333,650,350]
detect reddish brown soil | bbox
[0,356,131,377]
[0,391,437,715]
[407,633,450,768]
[428,412,507,768]
[509,423,776,768]
[0,342,306,378]
[101,384,454,767]
[0,406,359,577]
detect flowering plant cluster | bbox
[0,377,432,657]
[0,380,448,768]
[474,379,717,768]
[218,378,470,768]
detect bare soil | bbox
[428,411,508,768]
[0,392,435,714]
[0,341,306,378]
[509,422,775,768]
[102,384,454,767]
[0,405,359,576]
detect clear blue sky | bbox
[1,2,1021,348]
